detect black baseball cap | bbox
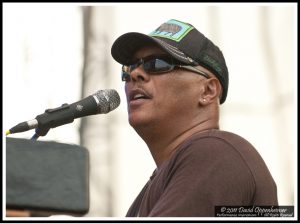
[111,19,229,104]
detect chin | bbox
[129,117,146,127]
[128,113,151,128]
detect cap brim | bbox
[111,32,195,65]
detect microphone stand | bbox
[31,128,50,140]
[31,133,39,140]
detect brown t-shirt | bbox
[126,130,278,217]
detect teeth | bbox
[133,93,145,100]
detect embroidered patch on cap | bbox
[149,19,194,42]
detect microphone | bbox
[7,89,120,135]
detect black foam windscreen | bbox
[6,137,89,216]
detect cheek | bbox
[153,77,197,111]
[158,91,190,115]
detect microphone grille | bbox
[94,89,120,114]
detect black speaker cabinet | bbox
[6,137,89,216]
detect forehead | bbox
[133,44,167,59]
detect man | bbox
[111,19,278,217]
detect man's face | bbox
[124,45,205,130]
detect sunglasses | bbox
[121,54,210,82]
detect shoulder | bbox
[174,130,264,170]
[183,129,256,153]
[165,130,255,174]
[165,129,275,194]
[173,130,256,165]
[164,130,259,189]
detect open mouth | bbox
[129,89,151,102]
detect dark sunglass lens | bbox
[121,72,131,81]
[143,59,156,72]
[144,58,172,73]
[121,66,131,81]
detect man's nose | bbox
[130,66,150,82]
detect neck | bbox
[134,115,219,167]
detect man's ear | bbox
[199,78,222,105]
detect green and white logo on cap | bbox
[149,19,194,42]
